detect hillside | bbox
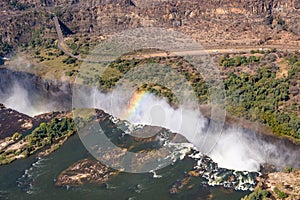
[1,0,300,57]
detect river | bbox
[0,134,250,200]
[0,68,298,199]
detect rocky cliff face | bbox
[0,68,72,115]
[0,0,299,55]
[11,0,300,10]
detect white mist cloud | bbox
[0,81,65,117]
[2,80,299,172]
[206,127,265,172]
[74,86,299,172]
[0,83,45,116]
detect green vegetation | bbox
[25,28,49,50]
[285,166,293,173]
[274,187,288,199]
[0,117,76,165]
[220,54,260,68]
[26,118,76,147]
[20,34,300,141]
[78,57,209,105]
[65,69,79,76]
[225,66,300,139]
[139,83,180,106]
[288,55,300,67]
[65,37,99,57]
[77,52,300,140]
[242,188,270,200]
[11,132,21,141]
[21,30,81,78]
[63,56,77,65]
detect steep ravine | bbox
[0,68,72,116]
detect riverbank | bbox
[0,108,76,165]
[242,169,300,200]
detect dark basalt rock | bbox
[0,103,70,139]
[0,103,34,139]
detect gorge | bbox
[0,67,299,172]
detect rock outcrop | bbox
[0,102,69,139]
[0,103,33,139]
[55,158,118,187]
[252,169,300,200]
[1,0,300,55]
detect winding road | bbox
[51,14,300,62]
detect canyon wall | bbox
[1,0,299,54]
[0,68,72,114]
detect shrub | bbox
[293,61,300,67]
[56,50,64,57]
[274,187,288,199]
[47,52,54,56]
[62,56,77,64]
[288,56,299,65]
[285,166,293,173]
[220,55,260,68]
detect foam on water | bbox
[17,157,51,194]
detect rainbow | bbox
[121,90,151,120]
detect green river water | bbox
[0,134,250,200]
